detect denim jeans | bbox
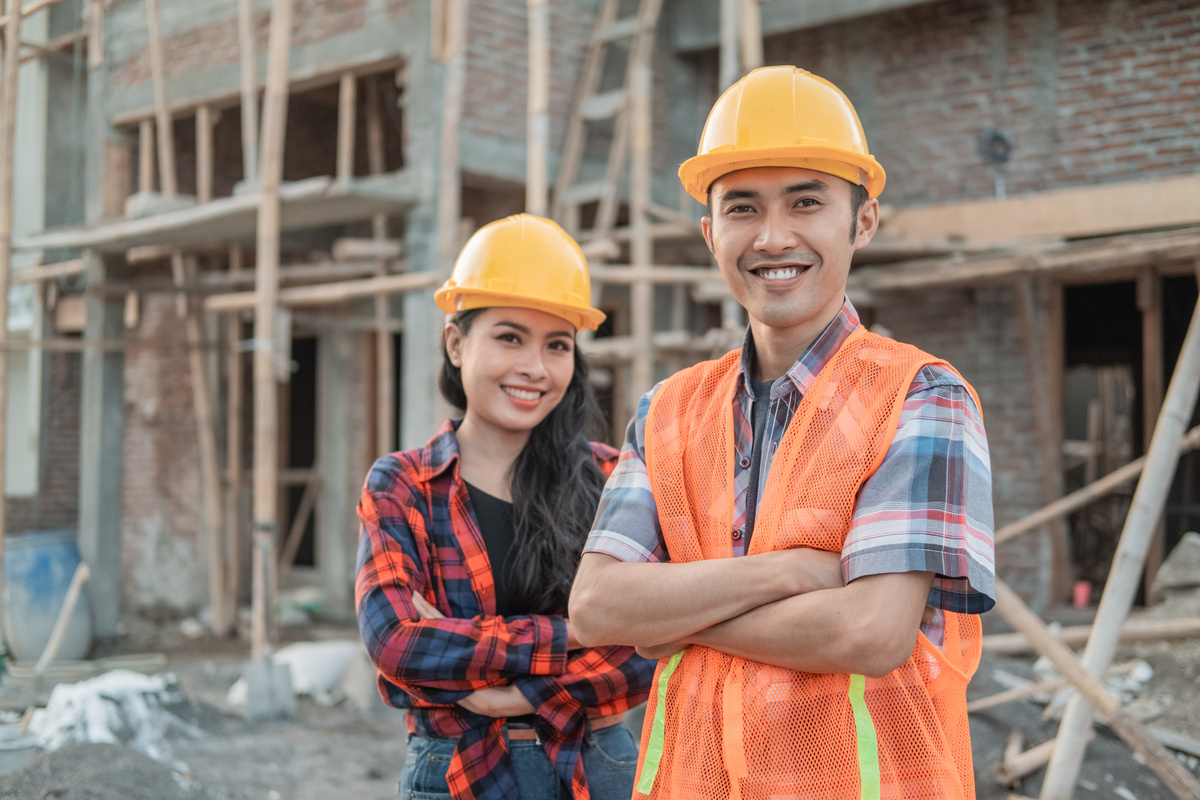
[399,724,640,800]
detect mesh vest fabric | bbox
[638,327,982,800]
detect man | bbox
[569,66,995,799]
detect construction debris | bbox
[1152,531,1200,599]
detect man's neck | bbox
[749,307,841,382]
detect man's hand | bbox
[457,684,536,717]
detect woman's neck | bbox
[454,415,530,501]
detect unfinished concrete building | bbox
[4,0,1199,640]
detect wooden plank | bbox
[336,72,356,183]
[526,0,548,216]
[1042,292,1200,799]
[236,0,258,183]
[138,118,154,194]
[331,237,402,261]
[982,617,1200,655]
[12,258,85,283]
[276,467,320,587]
[205,271,438,313]
[250,0,294,662]
[102,139,132,218]
[196,104,213,203]
[144,0,177,197]
[886,174,1200,242]
[993,580,1200,800]
[967,679,1069,713]
[175,254,227,635]
[0,0,25,622]
[1138,270,1165,603]
[995,425,1200,545]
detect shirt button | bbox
[731,528,743,540]
[739,456,751,468]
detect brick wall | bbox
[761,0,1200,206]
[874,285,1052,602]
[7,352,82,534]
[462,0,600,155]
[121,293,207,615]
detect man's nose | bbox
[754,208,801,254]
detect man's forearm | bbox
[569,548,842,648]
[686,571,935,678]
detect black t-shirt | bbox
[464,481,522,618]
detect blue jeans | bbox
[399,724,640,800]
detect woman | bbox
[355,214,654,800]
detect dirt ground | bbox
[1,608,1198,800]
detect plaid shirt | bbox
[586,298,996,616]
[356,421,654,800]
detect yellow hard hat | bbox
[678,66,886,202]
[434,214,606,332]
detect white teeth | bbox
[761,267,799,280]
[503,387,540,401]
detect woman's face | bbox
[445,306,577,436]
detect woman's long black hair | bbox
[438,308,608,615]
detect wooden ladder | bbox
[552,0,665,258]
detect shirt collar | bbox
[419,418,463,483]
[736,297,862,398]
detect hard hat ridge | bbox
[679,65,886,202]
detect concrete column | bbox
[317,329,354,620]
[77,250,125,638]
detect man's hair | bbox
[706,180,872,245]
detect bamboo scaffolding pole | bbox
[365,75,393,455]
[718,0,739,90]
[967,679,1069,713]
[250,0,294,662]
[138,118,153,194]
[336,72,355,183]
[738,0,762,73]
[435,0,468,276]
[236,0,258,184]
[982,617,1200,655]
[525,0,548,216]
[1042,292,1200,800]
[205,271,438,313]
[196,104,213,203]
[173,253,228,635]
[0,0,66,26]
[276,466,320,588]
[1139,271,1165,602]
[144,0,177,196]
[994,425,1200,545]
[628,39,653,400]
[993,580,1200,799]
[0,0,25,641]
[224,293,244,626]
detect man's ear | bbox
[444,322,464,368]
[701,215,715,255]
[853,197,880,251]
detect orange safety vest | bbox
[638,327,982,800]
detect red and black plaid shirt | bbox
[356,421,654,800]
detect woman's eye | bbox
[498,332,520,344]
[549,340,572,352]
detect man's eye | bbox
[549,340,573,352]
[797,198,820,207]
[727,204,753,214]
[498,333,520,343]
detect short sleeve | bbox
[843,365,996,614]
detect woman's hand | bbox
[412,593,445,620]
[457,684,536,718]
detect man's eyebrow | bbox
[783,180,830,194]
[718,188,760,204]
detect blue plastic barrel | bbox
[3,529,93,663]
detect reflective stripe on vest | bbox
[636,328,983,800]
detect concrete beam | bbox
[77,249,126,638]
[316,328,353,620]
[667,0,941,52]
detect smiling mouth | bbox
[502,386,542,402]
[750,264,810,281]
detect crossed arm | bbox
[568,550,934,679]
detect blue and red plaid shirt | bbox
[356,421,654,800]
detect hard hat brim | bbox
[434,286,606,333]
[679,145,886,204]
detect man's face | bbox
[702,167,878,340]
